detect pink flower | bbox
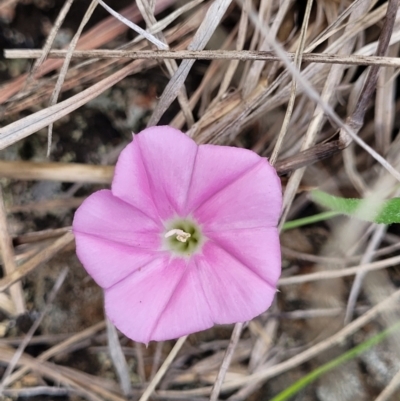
[73,126,282,343]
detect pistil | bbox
[164,229,191,243]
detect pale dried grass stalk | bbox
[216,0,250,97]
[0,346,123,401]
[157,288,400,397]
[98,0,168,49]
[243,0,292,97]
[138,335,188,401]
[0,0,176,104]
[0,187,25,315]
[0,268,68,393]
[6,49,400,67]
[0,160,114,183]
[0,232,74,293]
[344,224,387,324]
[2,321,106,389]
[0,293,15,317]
[375,42,399,154]
[106,319,132,396]
[147,0,233,126]
[136,0,194,126]
[375,367,400,401]
[47,0,99,156]
[280,0,376,227]
[0,61,140,149]
[28,0,75,81]
[270,0,313,165]
[210,323,244,401]
[278,254,400,286]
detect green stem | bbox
[271,321,400,401]
[282,211,340,231]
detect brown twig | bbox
[342,0,400,140]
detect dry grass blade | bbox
[210,322,244,401]
[0,346,124,401]
[0,147,358,185]
[242,0,291,97]
[375,367,400,401]
[135,342,146,382]
[2,386,80,398]
[0,232,74,293]
[7,49,400,67]
[0,160,114,183]
[278,254,400,286]
[242,0,400,183]
[28,0,75,81]
[2,321,106,388]
[106,319,132,397]
[158,288,400,398]
[344,225,387,324]
[0,268,68,393]
[0,0,175,104]
[47,0,98,156]
[230,289,400,391]
[11,227,71,245]
[136,0,194,126]
[9,198,84,214]
[0,61,140,149]
[269,0,313,165]
[375,42,399,154]
[0,187,25,315]
[340,0,400,141]
[0,293,14,316]
[216,0,250,97]
[98,0,167,49]
[279,0,375,227]
[147,0,233,126]
[139,335,188,401]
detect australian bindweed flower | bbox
[73,126,282,344]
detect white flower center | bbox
[164,229,191,243]
[163,218,204,257]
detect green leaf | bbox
[311,190,400,225]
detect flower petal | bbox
[74,233,162,289]
[113,126,198,220]
[150,258,214,341]
[73,190,163,288]
[112,135,159,219]
[73,190,161,247]
[194,241,278,324]
[185,144,261,213]
[194,159,281,230]
[206,227,281,287]
[105,255,190,344]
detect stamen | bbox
[165,229,191,243]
